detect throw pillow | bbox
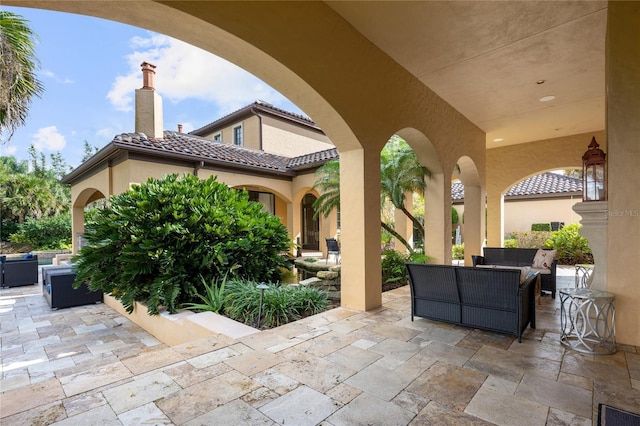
[532,249,557,269]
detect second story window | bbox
[233,125,243,146]
[213,132,222,142]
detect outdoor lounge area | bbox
[1,267,638,425]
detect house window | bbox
[212,132,222,142]
[248,190,275,215]
[233,124,243,146]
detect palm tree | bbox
[311,159,340,219]
[380,138,430,241]
[312,137,431,254]
[0,11,44,143]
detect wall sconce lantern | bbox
[582,136,607,201]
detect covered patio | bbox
[1,268,638,425]
[5,1,637,348]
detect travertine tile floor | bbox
[1,267,639,425]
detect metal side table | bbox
[560,288,616,354]
[574,264,595,288]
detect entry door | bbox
[301,194,319,250]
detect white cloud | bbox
[107,33,293,114]
[41,69,75,84]
[32,126,66,151]
[0,144,18,156]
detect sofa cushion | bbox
[532,249,557,269]
[531,267,551,275]
[477,264,531,282]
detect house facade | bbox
[62,64,340,256]
[37,1,640,346]
[453,172,583,238]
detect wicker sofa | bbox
[42,266,103,309]
[0,255,39,288]
[405,263,537,342]
[472,247,558,298]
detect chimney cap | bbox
[140,62,157,90]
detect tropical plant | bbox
[73,174,290,314]
[223,280,328,329]
[452,243,464,260]
[380,137,430,243]
[181,273,231,313]
[311,136,430,255]
[311,159,340,220]
[0,11,44,143]
[381,249,409,284]
[545,223,592,264]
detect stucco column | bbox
[424,172,450,264]
[339,147,382,311]
[572,202,607,291]
[605,1,640,346]
[71,206,85,254]
[486,191,504,247]
[463,184,484,265]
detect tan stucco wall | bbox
[456,196,581,240]
[199,115,260,149]
[486,130,606,246]
[504,198,581,234]
[261,116,334,158]
[605,3,640,345]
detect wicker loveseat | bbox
[472,247,558,298]
[0,255,39,288]
[405,263,537,342]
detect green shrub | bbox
[381,249,409,284]
[509,231,552,248]
[545,223,592,265]
[73,174,290,315]
[531,223,552,231]
[9,213,71,250]
[408,251,429,264]
[223,280,328,328]
[504,239,517,248]
[452,243,464,260]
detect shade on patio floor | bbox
[1,267,638,425]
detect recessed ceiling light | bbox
[536,80,545,85]
[539,95,556,102]
[493,138,504,142]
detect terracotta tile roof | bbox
[287,148,339,169]
[190,101,321,136]
[452,172,582,201]
[113,131,292,172]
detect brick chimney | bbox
[135,62,163,138]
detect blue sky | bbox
[1,6,305,169]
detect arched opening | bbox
[301,193,319,251]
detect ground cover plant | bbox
[222,280,328,329]
[73,174,290,314]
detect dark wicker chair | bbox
[42,268,102,309]
[0,255,39,288]
[325,238,340,264]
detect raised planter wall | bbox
[104,294,215,346]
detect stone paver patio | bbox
[1,267,639,425]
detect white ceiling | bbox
[327,1,607,149]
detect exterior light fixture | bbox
[493,138,504,142]
[256,282,269,328]
[582,136,607,201]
